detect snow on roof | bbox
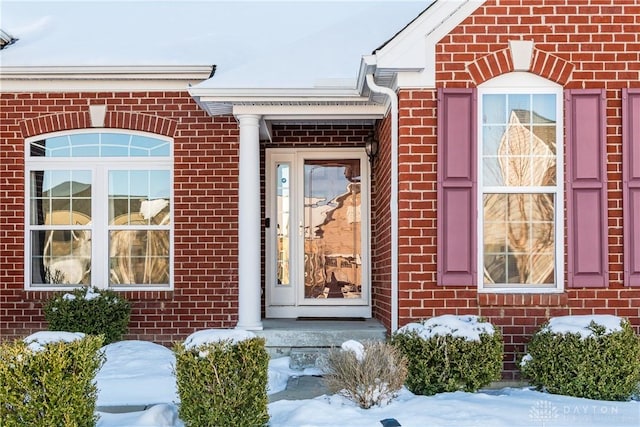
[23,330,85,352]
[542,315,624,339]
[396,315,495,342]
[0,1,429,88]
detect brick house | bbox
[1,0,639,378]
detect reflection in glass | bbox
[303,159,362,299]
[30,170,92,285]
[108,170,171,225]
[483,193,555,285]
[482,93,557,286]
[482,94,556,187]
[30,132,170,157]
[276,163,291,286]
[108,169,171,286]
[109,230,169,285]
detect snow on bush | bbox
[391,315,503,396]
[0,334,104,427]
[521,315,640,401]
[43,286,131,345]
[23,331,86,352]
[323,340,408,409]
[174,330,269,426]
[398,314,495,342]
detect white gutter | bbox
[365,73,399,332]
[0,65,214,92]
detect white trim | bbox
[190,87,363,99]
[265,148,372,319]
[232,104,386,121]
[371,0,485,90]
[477,77,564,293]
[0,65,213,92]
[236,114,264,330]
[365,74,399,332]
[480,72,560,89]
[24,129,174,292]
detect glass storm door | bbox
[265,149,371,318]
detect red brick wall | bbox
[0,101,375,343]
[0,91,241,344]
[372,115,393,329]
[396,0,640,379]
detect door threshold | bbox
[296,316,366,321]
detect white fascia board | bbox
[0,65,213,92]
[189,86,363,101]
[372,0,485,90]
[232,104,386,121]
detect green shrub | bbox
[323,340,408,409]
[174,336,269,427]
[391,315,503,396]
[43,286,131,345]
[0,334,104,427]
[521,316,640,401]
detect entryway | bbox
[265,148,372,318]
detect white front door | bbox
[265,148,371,318]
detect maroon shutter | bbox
[437,88,477,286]
[565,89,608,287]
[623,88,640,287]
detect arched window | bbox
[25,130,172,290]
[478,72,563,291]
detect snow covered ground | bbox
[19,325,640,427]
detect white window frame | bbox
[478,72,564,293]
[24,129,174,291]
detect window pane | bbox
[508,94,531,118]
[303,159,362,299]
[31,170,91,225]
[31,230,91,285]
[532,94,556,122]
[483,94,557,188]
[483,193,555,285]
[483,157,505,186]
[482,125,506,156]
[46,136,70,157]
[483,94,506,123]
[30,132,169,158]
[69,134,100,157]
[132,135,170,156]
[149,170,170,199]
[109,230,169,285]
[101,133,130,156]
[276,163,291,287]
[109,170,170,225]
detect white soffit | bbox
[191,86,386,120]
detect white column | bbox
[236,114,263,330]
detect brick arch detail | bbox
[20,110,178,138]
[467,48,574,87]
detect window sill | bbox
[477,292,567,307]
[22,289,174,302]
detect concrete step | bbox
[255,318,387,367]
[289,347,328,369]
